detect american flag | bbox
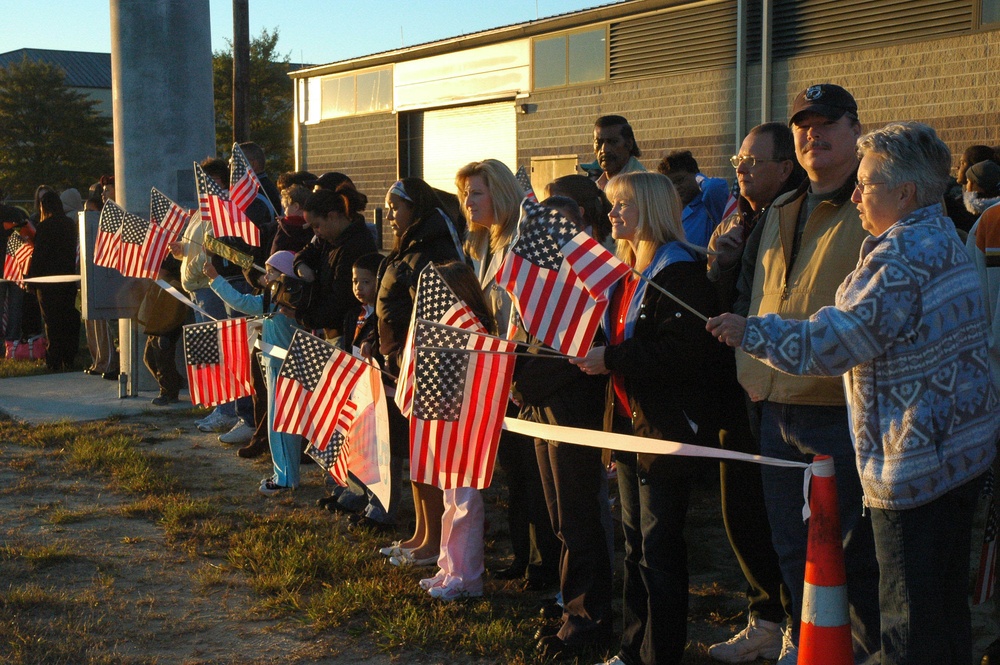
[3,231,33,284]
[305,398,358,487]
[94,201,124,269]
[118,207,173,279]
[182,318,253,407]
[975,469,998,604]
[405,264,516,490]
[228,143,262,212]
[514,165,537,203]
[721,179,740,221]
[273,329,368,449]
[150,187,191,240]
[496,198,630,357]
[194,162,260,246]
[395,264,484,418]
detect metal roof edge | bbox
[287,0,684,78]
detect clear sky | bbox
[1,0,616,65]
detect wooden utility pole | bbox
[232,0,250,143]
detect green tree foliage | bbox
[0,58,113,201]
[213,28,294,178]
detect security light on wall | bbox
[518,103,538,115]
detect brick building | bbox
[289,0,1000,246]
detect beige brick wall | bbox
[768,30,1000,165]
[518,67,740,181]
[517,29,999,181]
[299,112,397,249]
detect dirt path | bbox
[0,406,750,664]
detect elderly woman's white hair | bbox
[856,122,951,208]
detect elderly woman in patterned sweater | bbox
[708,121,1000,665]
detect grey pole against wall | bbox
[761,0,773,123]
[735,0,747,146]
[233,0,250,144]
[109,0,216,396]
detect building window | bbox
[533,27,606,90]
[318,67,393,120]
[985,0,1000,23]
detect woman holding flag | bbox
[457,159,561,592]
[572,171,725,665]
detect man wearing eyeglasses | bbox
[733,84,880,665]
[706,122,805,665]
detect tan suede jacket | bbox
[736,177,869,405]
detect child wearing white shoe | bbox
[417,262,496,601]
[205,251,301,495]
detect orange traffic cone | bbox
[799,455,853,665]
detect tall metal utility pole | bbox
[232,0,250,144]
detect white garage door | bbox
[421,101,517,193]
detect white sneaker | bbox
[777,625,797,665]
[428,584,481,601]
[708,616,783,663]
[593,657,625,665]
[219,420,254,444]
[419,572,446,590]
[197,410,239,433]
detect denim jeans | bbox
[870,475,983,665]
[758,401,881,665]
[616,450,692,665]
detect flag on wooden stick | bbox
[194,162,260,246]
[150,187,191,240]
[182,318,253,407]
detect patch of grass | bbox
[0,358,48,379]
[1,542,83,570]
[0,583,152,665]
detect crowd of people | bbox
[3,83,1000,665]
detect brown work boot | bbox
[237,437,269,459]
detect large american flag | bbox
[3,232,33,284]
[150,187,191,240]
[228,143,262,212]
[118,207,173,279]
[194,162,260,246]
[94,201,124,269]
[182,318,253,407]
[273,329,368,449]
[405,264,516,490]
[496,198,629,357]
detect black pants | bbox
[143,329,182,397]
[496,409,561,583]
[36,285,80,370]
[536,438,614,642]
[718,393,789,624]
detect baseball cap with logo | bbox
[789,84,858,126]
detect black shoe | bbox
[492,562,527,580]
[84,367,99,375]
[534,624,559,641]
[348,515,395,534]
[150,394,179,406]
[237,437,269,459]
[982,637,1000,665]
[536,625,614,661]
[102,371,118,380]
[539,600,563,620]
[525,576,559,592]
[316,496,338,510]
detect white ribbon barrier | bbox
[2,275,82,283]
[154,279,215,321]
[503,416,816,520]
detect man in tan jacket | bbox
[736,84,880,665]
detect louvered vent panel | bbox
[610,1,738,80]
[771,0,972,57]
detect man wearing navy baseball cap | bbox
[731,83,881,665]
